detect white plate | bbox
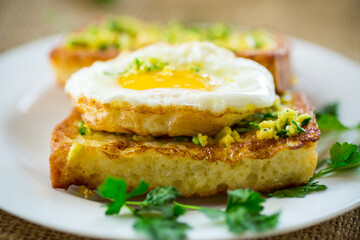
[0,35,360,240]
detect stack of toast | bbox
[49,17,320,197]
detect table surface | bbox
[0,0,359,239]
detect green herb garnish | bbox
[97,178,279,239]
[269,181,327,198]
[300,116,312,127]
[269,142,360,198]
[315,102,348,132]
[249,122,260,130]
[224,189,279,233]
[173,136,188,141]
[192,136,200,145]
[97,177,149,215]
[316,114,348,132]
[188,65,200,73]
[143,186,180,206]
[174,188,279,234]
[134,217,190,240]
[313,142,360,179]
[78,121,91,136]
[122,57,169,76]
[98,179,190,240]
[292,120,306,133]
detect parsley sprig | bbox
[98,179,190,240]
[269,141,360,198]
[315,102,349,132]
[97,177,149,215]
[269,180,327,198]
[313,142,360,179]
[93,141,360,238]
[269,101,360,198]
[97,179,279,239]
[174,189,279,234]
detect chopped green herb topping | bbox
[300,117,312,127]
[64,16,277,51]
[292,120,306,133]
[188,65,200,73]
[78,121,91,136]
[173,136,188,142]
[122,57,169,76]
[192,136,200,145]
[256,109,311,140]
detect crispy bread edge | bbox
[49,92,320,194]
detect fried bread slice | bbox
[70,95,264,137]
[50,93,319,197]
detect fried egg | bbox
[65,42,275,113]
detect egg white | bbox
[65,42,275,113]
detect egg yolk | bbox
[118,69,211,91]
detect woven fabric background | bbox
[0,0,359,239]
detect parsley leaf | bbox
[192,189,280,233]
[127,181,149,199]
[134,217,191,240]
[313,142,360,178]
[143,186,181,206]
[315,102,339,117]
[226,207,279,233]
[136,187,183,220]
[315,102,348,132]
[97,178,149,215]
[97,177,127,215]
[268,181,327,198]
[226,189,264,214]
[316,113,348,132]
[98,179,190,239]
[199,208,225,219]
[133,186,189,240]
[225,189,279,233]
[136,205,186,219]
[98,178,279,238]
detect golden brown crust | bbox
[59,92,319,161]
[50,34,291,93]
[71,95,261,137]
[50,92,320,196]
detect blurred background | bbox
[0,0,359,62]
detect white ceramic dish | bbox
[0,35,360,239]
